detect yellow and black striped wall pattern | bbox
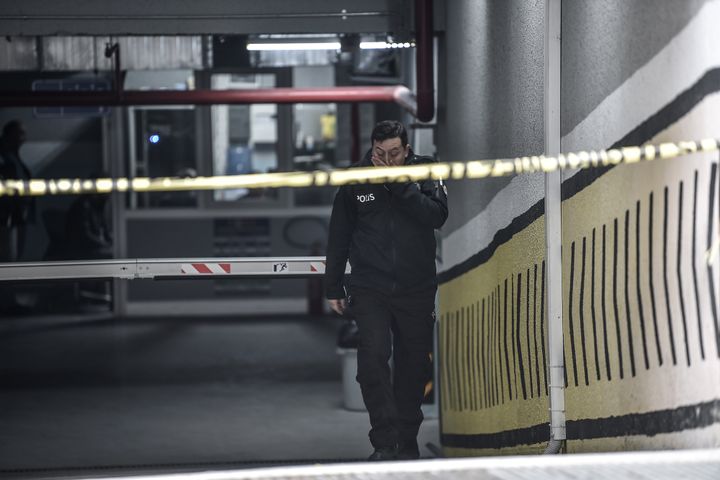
[437,75,720,455]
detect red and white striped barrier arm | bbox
[180,263,232,275]
[0,257,345,281]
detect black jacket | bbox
[325,150,448,298]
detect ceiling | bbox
[0,0,413,36]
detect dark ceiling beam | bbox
[0,0,411,36]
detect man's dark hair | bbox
[371,120,408,147]
[2,120,23,138]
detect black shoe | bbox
[396,448,420,460]
[397,440,420,460]
[368,445,398,461]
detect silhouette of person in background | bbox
[63,187,113,310]
[0,120,34,257]
[0,120,35,313]
[65,191,112,260]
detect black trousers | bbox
[350,287,435,450]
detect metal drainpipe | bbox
[102,42,123,103]
[543,0,566,455]
[350,103,360,164]
[415,0,434,122]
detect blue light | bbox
[149,134,160,144]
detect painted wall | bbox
[437,0,720,456]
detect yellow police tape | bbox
[0,139,718,197]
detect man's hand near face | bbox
[370,154,391,167]
[371,138,409,168]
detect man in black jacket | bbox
[325,120,448,460]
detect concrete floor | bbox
[0,312,439,477]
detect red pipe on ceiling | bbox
[0,86,418,113]
[0,4,434,118]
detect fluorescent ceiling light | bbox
[360,41,415,50]
[247,42,341,51]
